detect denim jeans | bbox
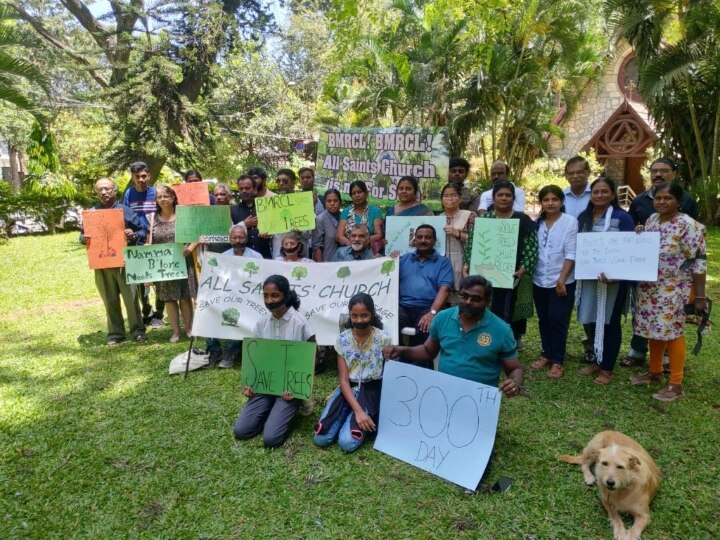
[206,338,241,356]
[533,282,576,364]
[313,387,364,453]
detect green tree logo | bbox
[337,266,351,281]
[221,308,240,326]
[207,257,218,274]
[292,266,309,281]
[244,261,260,277]
[381,259,396,276]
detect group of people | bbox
[81,153,707,451]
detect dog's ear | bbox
[628,455,642,469]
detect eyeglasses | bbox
[541,229,549,247]
[459,292,485,303]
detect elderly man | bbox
[384,275,524,397]
[562,156,592,219]
[331,224,374,261]
[204,183,234,254]
[231,175,272,258]
[477,161,526,215]
[397,224,454,367]
[448,157,480,211]
[81,178,148,346]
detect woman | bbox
[464,181,537,347]
[386,175,434,217]
[630,182,707,401]
[336,181,384,254]
[312,188,343,262]
[576,177,634,384]
[531,185,578,379]
[276,231,313,263]
[439,183,475,305]
[149,186,197,342]
[314,293,392,453]
[233,275,315,448]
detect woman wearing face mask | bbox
[312,188,343,262]
[275,231,313,263]
[233,275,316,448]
[314,293,392,453]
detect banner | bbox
[82,208,127,269]
[314,127,449,205]
[385,216,447,257]
[124,243,188,284]
[374,362,501,490]
[468,219,519,289]
[175,205,232,243]
[193,253,399,345]
[173,182,211,206]
[241,338,316,400]
[575,232,660,281]
[256,191,316,235]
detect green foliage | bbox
[21,172,78,234]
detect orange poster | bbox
[82,209,127,269]
[174,182,211,206]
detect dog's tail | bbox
[558,454,584,464]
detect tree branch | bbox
[59,0,113,54]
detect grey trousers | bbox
[95,268,144,340]
[233,394,299,448]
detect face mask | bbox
[265,300,285,311]
[351,242,364,251]
[231,241,247,250]
[352,321,371,330]
[458,304,485,316]
[283,245,299,254]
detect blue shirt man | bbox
[562,156,592,219]
[331,224,374,262]
[123,162,156,228]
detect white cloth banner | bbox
[575,232,660,281]
[192,252,399,345]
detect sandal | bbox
[630,371,665,386]
[620,354,645,368]
[548,364,564,379]
[653,384,683,402]
[579,364,601,376]
[531,357,551,370]
[593,371,613,385]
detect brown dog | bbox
[560,431,660,540]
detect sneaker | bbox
[630,372,665,386]
[150,317,164,329]
[218,351,236,369]
[207,350,223,366]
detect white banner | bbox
[576,232,660,281]
[192,253,399,345]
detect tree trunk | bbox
[8,143,21,189]
[140,156,167,185]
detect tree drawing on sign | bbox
[244,261,260,277]
[221,308,240,327]
[207,257,218,274]
[280,208,293,229]
[337,266,351,281]
[474,230,490,260]
[381,259,396,276]
[291,266,308,281]
[96,221,119,258]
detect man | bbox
[81,178,147,346]
[397,225,454,367]
[231,175,272,258]
[271,168,311,259]
[207,225,263,369]
[299,167,325,215]
[448,157,480,211]
[206,184,233,254]
[477,161,526,215]
[562,156,592,219]
[123,161,164,328]
[183,169,216,204]
[247,167,275,197]
[331,224,374,261]
[384,275,524,397]
[622,157,700,367]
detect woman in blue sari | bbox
[386,175,434,217]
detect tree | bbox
[336,266,351,281]
[243,261,260,277]
[291,266,308,280]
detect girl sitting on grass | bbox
[314,293,391,453]
[233,275,315,448]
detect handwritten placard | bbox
[385,216,446,256]
[256,191,316,234]
[175,205,232,243]
[575,232,660,281]
[124,243,188,284]
[374,362,501,490]
[173,182,211,206]
[468,219,519,288]
[240,338,316,400]
[82,208,127,269]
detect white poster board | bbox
[385,216,446,257]
[374,362,501,490]
[575,232,660,281]
[192,253,399,345]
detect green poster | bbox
[241,338,316,400]
[175,205,232,243]
[468,219,519,289]
[256,191,316,234]
[124,243,188,284]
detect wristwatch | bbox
[430,309,437,315]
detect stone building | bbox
[549,41,657,196]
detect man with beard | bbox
[384,275,524,396]
[247,166,275,198]
[331,224,374,261]
[271,169,311,259]
[298,167,325,215]
[231,175,272,258]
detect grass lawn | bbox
[1,231,719,539]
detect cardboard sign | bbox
[468,219,519,289]
[82,208,127,269]
[173,182,211,206]
[240,338,316,400]
[256,192,316,235]
[575,232,660,281]
[192,253,400,345]
[175,205,232,243]
[374,362,501,490]
[385,216,447,256]
[124,243,188,284]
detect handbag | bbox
[685,298,712,355]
